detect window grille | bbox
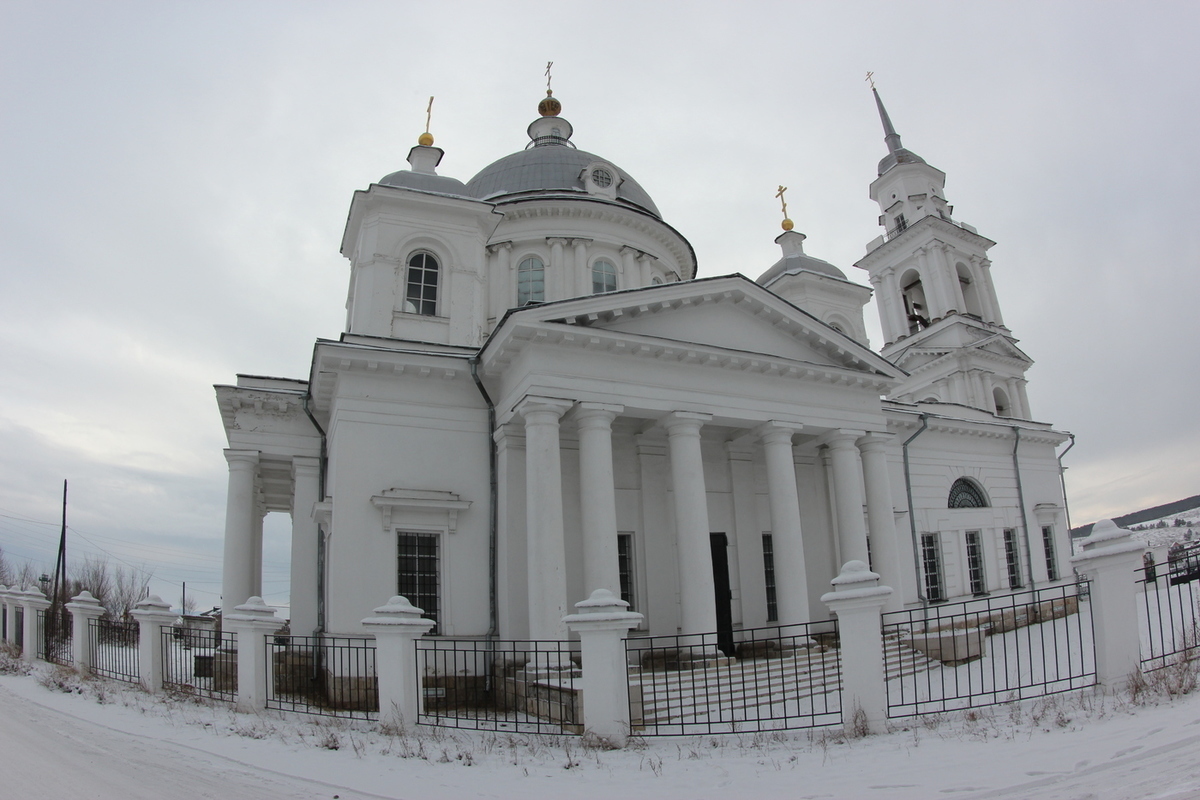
[398,532,439,633]
[404,252,439,316]
[948,478,988,508]
[517,256,544,306]
[617,533,636,611]
[920,533,944,602]
[1042,526,1059,581]
[965,530,987,595]
[1003,528,1023,589]
[592,260,617,294]
[762,533,778,622]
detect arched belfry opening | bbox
[948,477,989,508]
[956,262,984,318]
[900,269,930,333]
[992,386,1011,417]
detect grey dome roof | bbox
[379,170,469,195]
[757,253,847,286]
[464,146,661,218]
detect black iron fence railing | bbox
[162,625,237,702]
[36,609,72,666]
[89,617,139,682]
[1138,546,1200,671]
[882,582,1094,718]
[624,621,842,736]
[266,634,378,718]
[416,638,580,734]
[14,607,24,652]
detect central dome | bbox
[463,111,661,218]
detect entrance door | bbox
[710,533,735,656]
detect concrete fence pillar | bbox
[563,589,644,747]
[131,595,178,692]
[65,591,105,675]
[821,561,893,735]
[1070,519,1145,688]
[362,596,435,730]
[0,586,15,644]
[223,596,283,711]
[20,588,51,663]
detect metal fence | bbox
[36,609,72,666]
[162,625,237,702]
[882,582,1094,718]
[14,607,23,651]
[1139,545,1200,671]
[417,638,580,734]
[89,617,140,682]
[266,634,378,719]
[624,622,842,736]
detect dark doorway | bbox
[710,533,734,656]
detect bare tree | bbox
[0,547,11,586]
[69,555,115,607]
[108,563,152,620]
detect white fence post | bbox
[131,595,177,692]
[223,596,283,711]
[0,586,15,645]
[563,589,644,747]
[65,591,105,675]
[362,596,434,730]
[1070,519,1145,688]
[821,561,893,735]
[20,588,51,663]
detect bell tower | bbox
[854,86,1033,419]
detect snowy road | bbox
[2,669,1200,799]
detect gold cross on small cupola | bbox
[776,185,794,231]
[539,61,562,117]
[418,96,435,146]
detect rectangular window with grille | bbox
[1003,528,1023,589]
[1042,525,1059,581]
[762,533,778,622]
[397,532,439,633]
[617,533,636,612]
[920,533,944,602]
[965,530,987,595]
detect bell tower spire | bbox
[854,80,1033,420]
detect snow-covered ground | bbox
[3,654,1199,800]
[1124,506,1200,551]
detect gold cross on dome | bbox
[545,61,554,94]
[866,71,876,90]
[425,96,434,134]
[776,185,789,218]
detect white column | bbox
[1,587,16,644]
[881,268,905,342]
[620,246,640,289]
[221,449,259,618]
[66,591,105,675]
[223,596,283,711]
[857,433,904,611]
[933,243,965,315]
[825,431,870,566]
[638,253,656,286]
[914,247,946,320]
[487,241,512,318]
[572,238,590,297]
[251,501,264,598]
[664,411,718,636]
[564,589,644,747]
[290,456,321,637]
[131,595,177,691]
[517,396,574,640]
[821,562,893,734]
[977,258,1005,326]
[758,422,810,624]
[1016,378,1032,420]
[546,238,567,302]
[1071,520,1145,688]
[576,403,623,599]
[362,595,435,729]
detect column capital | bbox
[545,237,569,247]
[574,401,624,419]
[65,590,106,620]
[514,396,573,421]
[568,237,594,246]
[224,449,260,467]
[755,420,803,446]
[662,410,711,436]
[856,431,895,451]
[818,429,867,448]
[485,240,513,254]
[619,245,643,258]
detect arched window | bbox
[992,387,1011,417]
[956,262,985,318]
[592,259,617,294]
[948,478,989,509]
[404,251,439,316]
[517,256,544,306]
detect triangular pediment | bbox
[488,274,904,380]
[889,320,1032,371]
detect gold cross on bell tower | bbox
[866,71,876,90]
[418,96,435,146]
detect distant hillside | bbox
[1071,494,1200,538]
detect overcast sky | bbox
[1,1,1197,611]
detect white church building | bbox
[216,87,1072,650]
